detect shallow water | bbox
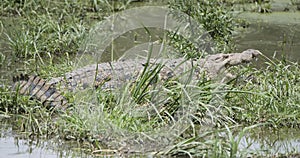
[238,128,300,156]
[0,122,90,158]
[96,12,300,64]
[0,137,70,158]
[236,12,300,62]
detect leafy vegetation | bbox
[227,57,300,128]
[168,0,235,56]
[0,0,135,59]
[0,0,299,157]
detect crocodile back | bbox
[49,58,199,91]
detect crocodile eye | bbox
[223,55,229,59]
[215,57,222,60]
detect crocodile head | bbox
[202,49,261,80]
[224,49,261,67]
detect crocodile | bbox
[12,49,261,110]
[12,74,69,110]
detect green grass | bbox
[226,56,300,128]
[0,0,300,157]
[1,55,299,157]
[168,0,235,54]
[0,0,136,61]
[53,67,240,156]
[3,4,88,59]
[0,52,4,66]
[1,55,300,156]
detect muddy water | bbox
[236,12,300,62]
[98,13,300,64]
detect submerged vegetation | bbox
[0,0,299,157]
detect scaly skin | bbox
[12,49,261,109]
[13,74,68,110]
[49,49,261,90]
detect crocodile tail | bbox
[12,74,68,110]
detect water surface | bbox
[236,12,300,62]
[0,121,90,158]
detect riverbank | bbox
[0,0,299,157]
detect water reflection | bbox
[0,123,90,158]
[239,128,300,156]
